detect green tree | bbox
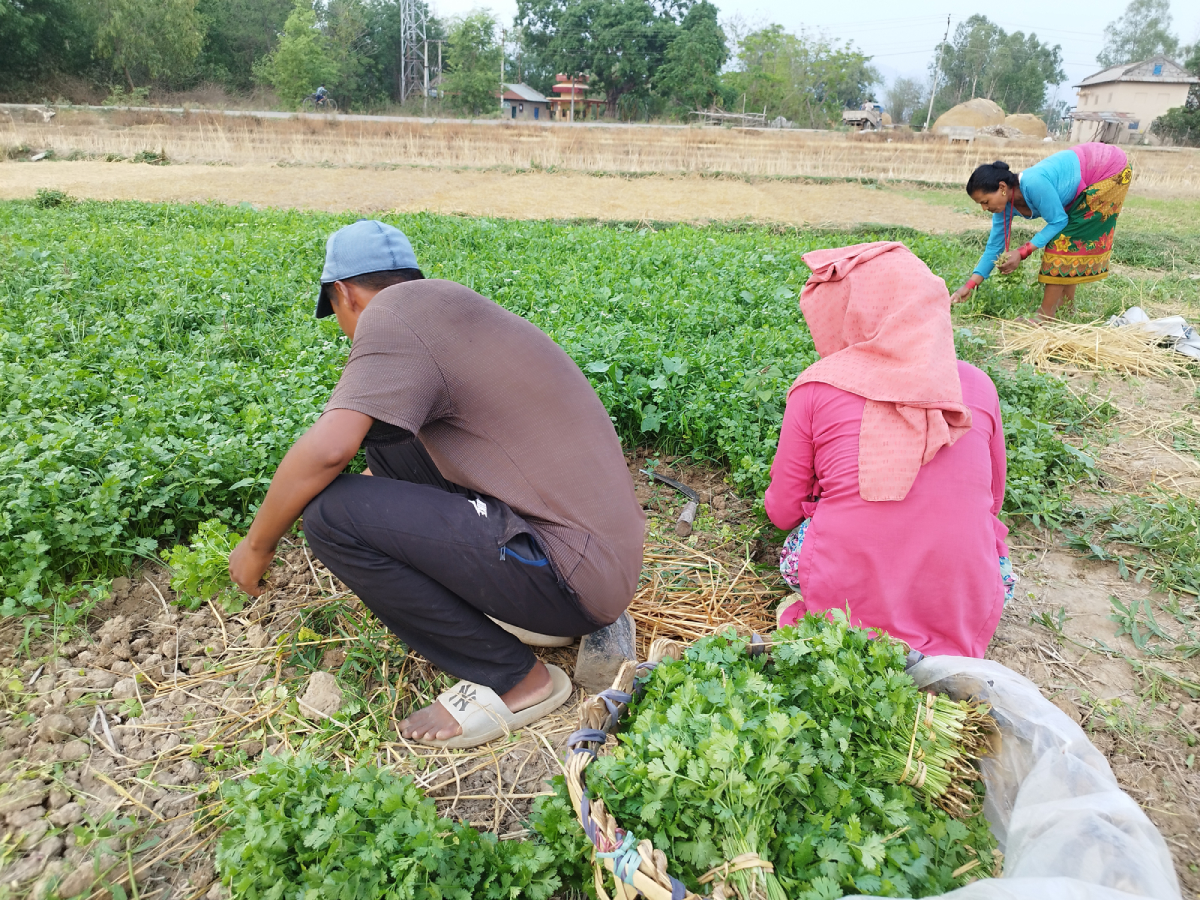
[928,15,1064,116]
[656,1,728,112]
[0,0,96,85]
[725,25,878,127]
[93,0,206,89]
[1097,0,1179,67]
[323,0,377,104]
[510,26,557,96]
[194,0,293,90]
[518,0,684,117]
[884,76,924,124]
[443,11,501,115]
[255,0,338,105]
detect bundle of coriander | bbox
[551,613,1000,900]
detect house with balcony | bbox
[1071,55,1198,143]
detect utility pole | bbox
[423,40,429,114]
[923,14,950,132]
[500,28,506,112]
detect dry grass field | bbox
[0,161,995,228]
[3,108,1199,194]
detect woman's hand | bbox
[997,249,1023,275]
[950,274,984,303]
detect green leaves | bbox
[160,518,243,611]
[217,752,562,900]
[572,622,999,899]
[0,199,1100,614]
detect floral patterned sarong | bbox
[776,520,1017,628]
[1038,165,1133,285]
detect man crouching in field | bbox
[228,220,645,748]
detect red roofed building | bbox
[549,74,605,122]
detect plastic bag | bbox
[1108,306,1200,360]
[899,656,1181,900]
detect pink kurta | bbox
[764,361,1009,657]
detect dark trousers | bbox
[302,440,598,694]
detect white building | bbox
[1071,55,1198,143]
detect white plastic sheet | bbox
[1109,306,1200,360]
[898,657,1181,900]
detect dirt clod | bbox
[0,835,63,886]
[0,782,48,816]
[36,714,77,743]
[56,853,118,899]
[58,740,90,762]
[7,806,46,829]
[246,623,270,648]
[30,859,69,900]
[48,802,83,827]
[299,671,343,718]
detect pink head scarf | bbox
[790,241,972,502]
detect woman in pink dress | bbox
[765,242,1014,658]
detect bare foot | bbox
[398,660,554,742]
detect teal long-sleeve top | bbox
[972,149,1082,280]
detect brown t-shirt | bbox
[325,279,645,623]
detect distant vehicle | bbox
[300,93,338,113]
[842,101,883,131]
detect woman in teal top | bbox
[950,143,1132,321]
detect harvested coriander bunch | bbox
[586,616,999,900]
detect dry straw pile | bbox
[1000,320,1193,377]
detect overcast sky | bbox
[427,0,1200,99]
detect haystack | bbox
[882,111,893,126]
[1004,113,1048,139]
[933,98,1005,133]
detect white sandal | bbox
[413,664,574,749]
[487,616,574,647]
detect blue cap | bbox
[316,220,419,318]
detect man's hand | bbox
[229,538,275,597]
[227,408,373,597]
[998,249,1023,275]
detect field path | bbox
[0,160,984,230]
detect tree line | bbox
[0,0,875,119]
[1,0,445,107]
[2,0,1192,132]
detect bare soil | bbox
[1079,369,1200,498]
[0,160,987,231]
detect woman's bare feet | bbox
[1015,314,1049,327]
[398,660,554,742]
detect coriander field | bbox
[0,199,1099,612]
